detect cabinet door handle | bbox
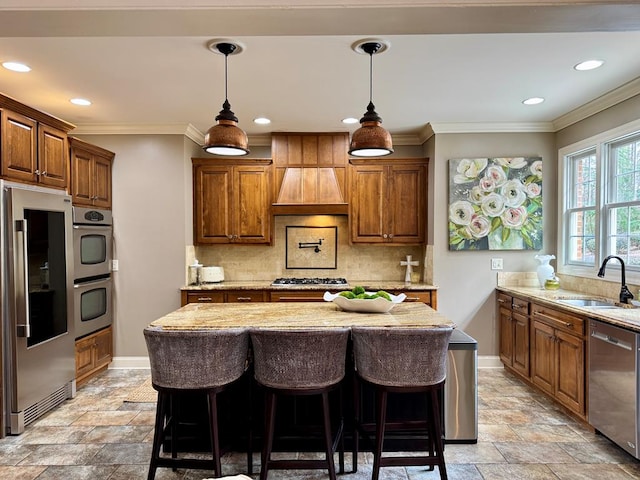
[197,297,213,302]
[534,311,573,329]
[41,170,47,177]
[513,304,524,310]
[236,297,252,302]
[497,298,507,304]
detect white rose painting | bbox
[449,157,543,250]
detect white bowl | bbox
[323,291,406,313]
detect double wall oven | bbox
[72,206,113,339]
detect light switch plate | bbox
[112,259,119,271]
[491,258,503,270]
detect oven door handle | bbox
[74,277,112,288]
[73,224,112,231]
[15,219,31,338]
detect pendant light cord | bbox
[224,52,229,103]
[369,51,373,104]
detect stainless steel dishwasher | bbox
[588,319,640,459]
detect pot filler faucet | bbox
[597,255,634,304]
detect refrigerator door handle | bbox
[15,218,31,338]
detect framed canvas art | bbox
[448,157,543,251]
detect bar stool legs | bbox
[259,388,344,480]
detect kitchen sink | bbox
[557,298,621,309]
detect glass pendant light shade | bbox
[349,41,393,157]
[203,41,249,156]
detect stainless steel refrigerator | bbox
[1,180,75,435]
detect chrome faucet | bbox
[597,255,634,304]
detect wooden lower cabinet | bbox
[270,291,326,302]
[497,292,586,419]
[75,326,113,386]
[183,288,437,308]
[181,289,264,305]
[181,290,224,305]
[498,293,530,378]
[530,303,585,417]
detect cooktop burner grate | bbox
[272,277,349,286]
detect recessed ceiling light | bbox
[574,59,604,71]
[70,98,92,106]
[2,61,31,73]
[523,97,545,106]
[342,117,359,125]
[253,117,271,125]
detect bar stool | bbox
[250,327,349,480]
[143,326,250,480]
[351,326,453,480]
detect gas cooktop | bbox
[272,277,349,286]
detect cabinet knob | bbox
[34,169,40,176]
[41,170,47,177]
[383,234,388,238]
[227,235,234,239]
[388,234,393,238]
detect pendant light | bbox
[203,41,249,156]
[349,40,393,157]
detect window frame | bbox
[558,118,640,283]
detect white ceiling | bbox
[1,1,640,147]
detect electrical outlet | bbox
[491,258,503,270]
[112,259,119,271]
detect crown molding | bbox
[426,121,555,135]
[552,77,640,131]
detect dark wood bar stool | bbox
[143,326,250,480]
[351,326,453,480]
[250,327,349,480]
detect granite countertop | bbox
[497,285,640,333]
[182,281,438,291]
[151,301,454,330]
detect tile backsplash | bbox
[189,215,429,283]
[497,271,640,300]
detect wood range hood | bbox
[271,132,349,215]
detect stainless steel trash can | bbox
[445,329,478,443]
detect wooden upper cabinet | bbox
[38,123,69,188]
[69,137,114,208]
[193,158,272,245]
[1,109,69,188]
[349,158,427,244]
[1,94,75,189]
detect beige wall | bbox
[429,132,557,355]
[78,134,197,357]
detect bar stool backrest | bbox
[144,326,249,390]
[250,328,350,390]
[351,326,453,387]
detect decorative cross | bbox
[400,255,419,284]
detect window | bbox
[560,119,640,278]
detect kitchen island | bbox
[148,301,457,454]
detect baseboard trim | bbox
[109,356,150,369]
[478,355,502,369]
[111,355,504,370]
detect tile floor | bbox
[0,367,639,479]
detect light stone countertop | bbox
[181,281,438,291]
[497,285,640,333]
[150,301,454,330]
